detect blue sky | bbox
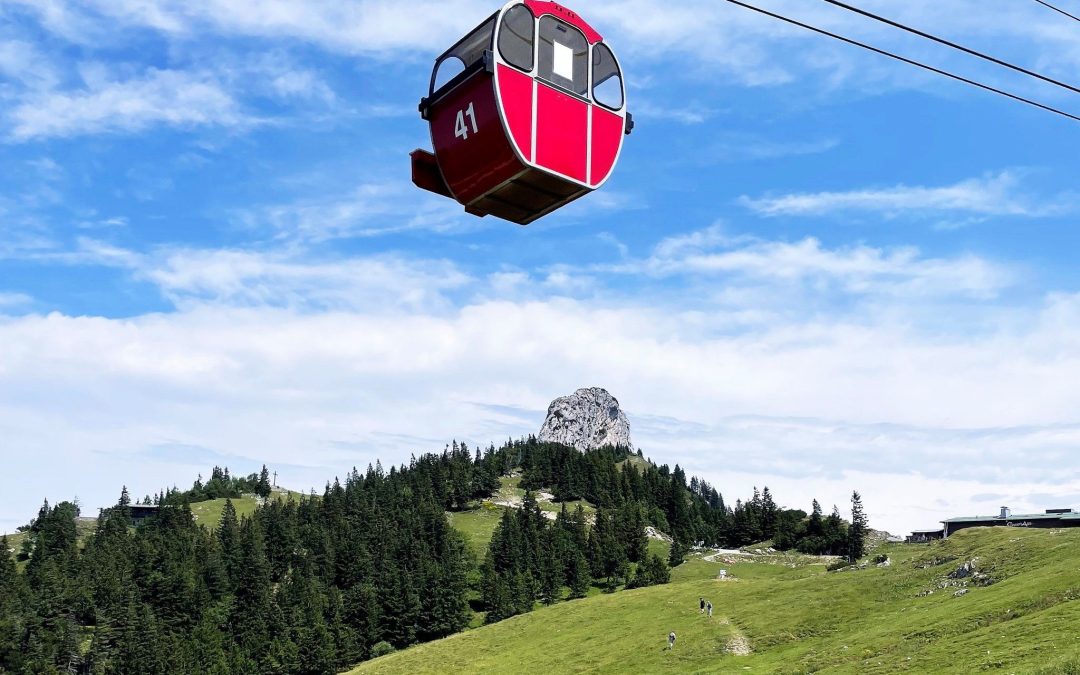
[3,0,1080,535]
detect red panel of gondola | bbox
[497,64,533,162]
[429,70,521,205]
[535,83,588,183]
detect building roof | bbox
[942,511,1080,524]
[910,529,944,534]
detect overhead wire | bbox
[721,0,1080,123]
[820,0,1080,96]
[1030,0,1080,23]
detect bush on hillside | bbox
[371,641,395,658]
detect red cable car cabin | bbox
[411,1,632,225]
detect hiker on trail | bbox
[667,631,676,650]
[706,601,713,617]
[699,597,705,613]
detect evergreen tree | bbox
[512,570,535,614]
[567,551,591,599]
[644,553,670,585]
[808,499,824,537]
[256,465,272,498]
[538,532,561,605]
[668,538,687,568]
[760,486,778,539]
[847,491,868,563]
[772,508,806,551]
[217,498,240,588]
[825,505,846,556]
[229,519,272,662]
[629,553,670,588]
[617,502,648,563]
[481,557,514,623]
[0,536,16,603]
[0,535,26,671]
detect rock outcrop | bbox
[538,387,632,452]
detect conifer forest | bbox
[0,439,862,673]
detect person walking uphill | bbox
[667,631,677,650]
[699,597,705,614]
[706,601,713,617]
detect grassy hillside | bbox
[349,527,1080,674]
[448,476,599,556]
[616,454,653,472]
[447,505,505,556]
[189,496,259,529]
[190,488,307,530]
[4,518,98,572]
[3,489,308,544]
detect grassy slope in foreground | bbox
[349,528,1080,674]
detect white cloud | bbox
[8,67,247,140]
[712,136,840,162]
[230,51,337,104]
[10,0,1080,96]
[269,69,335,103]
[739,171,1067,218]
[589,0,1080,96]
[634,101,719,125]
[4,278,1080,535]
[238,181,482,242]
[0,40,61,91]
[5,0,495,55]
[25,239,473,312]
[651,224,750,259]
[2,236,1079,535]
[75,216,129,230]
[606,226,1012,300]
[0,292,32,308]
[139,248,471,312]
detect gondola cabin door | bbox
[411,1,632,225]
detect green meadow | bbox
[350,527,1080,674]
[188,488,307,530]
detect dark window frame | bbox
[498,4,536,73]
[536,16,590,98]
[428,13,498,101]
[591,43,624,111]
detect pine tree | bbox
[217,498,240,588]
[808,499,824,536]
[229,519,272,661]
[760,486,778,539]
[567,551,591,599]
[644,554,670,585]
[825,505,846,556]
[617,502,648,563]
[512,570,535,614]
[482,571,514,624]
[772,508,805,550]
[668,538,687,568]
[848,491,868,563]
[538,532,561,605]
[0,536,16,602]
[0,535,26,671]
[256,465,271,498]
[669,478,694,545]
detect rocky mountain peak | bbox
[538,387,632,452]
